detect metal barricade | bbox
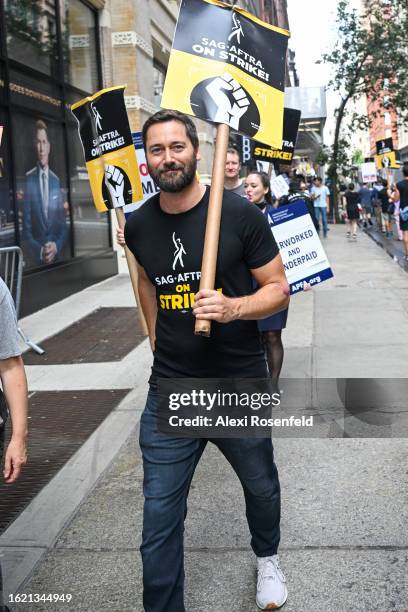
[0,246,44,354]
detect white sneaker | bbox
[256,555,288,610]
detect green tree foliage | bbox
[319,0,408,216]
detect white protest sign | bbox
[361,162,377,184]
[123,132,160,216]
[267,200,333,293]
[270,174,289,199]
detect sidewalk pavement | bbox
[365,224,408,273]
[1,225,408,611]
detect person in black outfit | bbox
[125,110,290,612]
[244,171,288,387]
[279,179,318,229]
[395,163,408,260]
[377,179,393,238]
[344,183,361,239]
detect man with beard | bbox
[124,110,290,612]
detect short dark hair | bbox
[348,182,354,190]
[35,119,49,140]
[142,109,199,151]
[403,163,408,177]
[313,176,322,184]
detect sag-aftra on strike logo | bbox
[172,232,187,270]
[190,73,260,135]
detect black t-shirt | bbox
[397,179,408,207]
[378,188,390,213]
[345,191,360,211]
[125,188,279,381]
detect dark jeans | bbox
[139,387,281,612]
[314,206,328,236]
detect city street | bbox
[1,224,407,611]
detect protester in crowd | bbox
[244,171,289,388]
[371,180,384,229]
[0,277,28,611]
[279,178,318,229]
[310,176,330,238]
[224,147,246,196]
[358,184,374,227]
[378,179,394,238]
[394,163,408,260]
[344,183,361,239]
[124,110,290,612]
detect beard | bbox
[148,156,197,193]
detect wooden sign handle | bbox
[195,123,230,337]
[115,207,148,336]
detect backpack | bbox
[400,206,408,222]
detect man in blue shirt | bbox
[310,177,330,238]
[358,184,374,227]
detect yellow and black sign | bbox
[253,108,301,163]
[161,0,289,149]
[375,137,400,170]
[71,86,143,212]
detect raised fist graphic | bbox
[205,73,250,130]
[104,164,125,208]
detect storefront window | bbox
[4,0,59,78]
[60,0,98,93]
[13,113,71,269]
[153,62,166,110]
[0,111,15,249]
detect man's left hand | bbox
[193,289,238,323]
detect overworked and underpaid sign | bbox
[71,86,143,212]
[161,0,289,148]
[268,201,333,294]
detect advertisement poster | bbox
[161,0,289,147]
[14,116,70,269]
[268,200,334,293]
[71,85,143,212]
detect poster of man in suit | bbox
[22,119,68,266]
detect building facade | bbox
[0,0,115,315]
